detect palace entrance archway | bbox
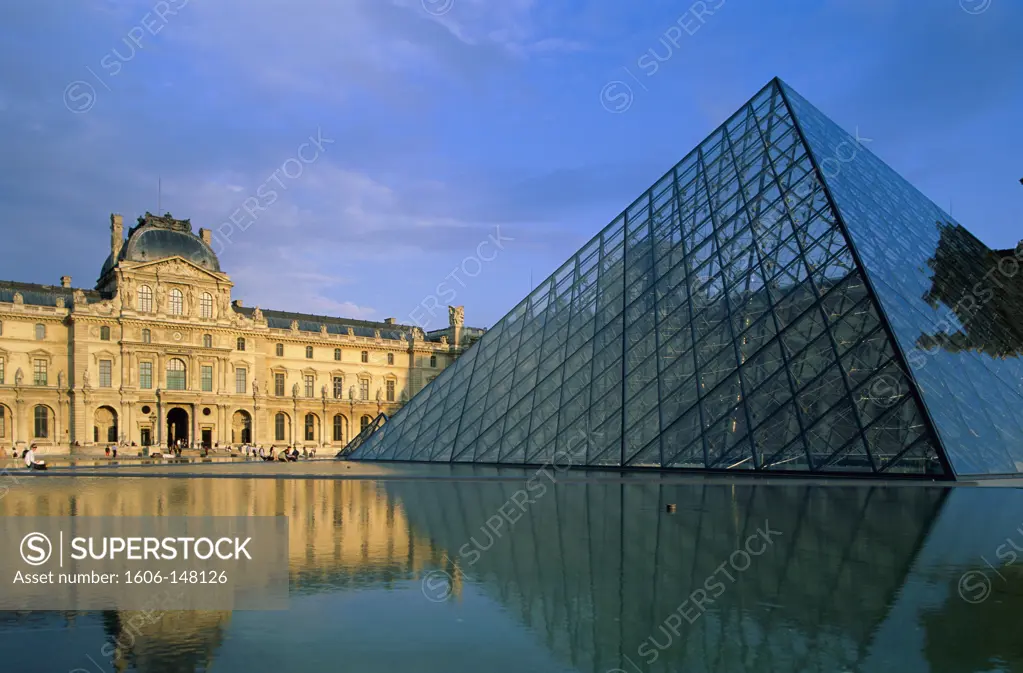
[167,408,189,446]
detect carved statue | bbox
[74,289,87,306]
[349,386,355,401]
[292,382,299,398]
[12,292,23,305]
[155,286,165,311]
[219,291,230,315]
[14,368,23,386]
[290,320,299,331]
[252,379,259,396]
[439,336,448,345]
[55,297,65,309]
[449,305,465,327]
[186,286,196,314]
[374,329,381,340]
[58,371,65,388]
[375,388,382,402]
[83,369,90,387]
[322,385,328,399]
[252,306,264,322]
[400,389,409,403]
[411,327,425,341]
[347,327,355,338]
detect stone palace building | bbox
[0,212,483,454]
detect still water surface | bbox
[1,465,1022,672]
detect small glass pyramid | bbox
[351,78,1023,478]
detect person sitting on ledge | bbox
[24,444,47,471]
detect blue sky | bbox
[0,0,1020,330]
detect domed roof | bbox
[100,213,221,277]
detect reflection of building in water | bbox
[0,476,459,673]
[383,480,948,673]
[918,222,1023,357]
[0,477,447,584]
[101,608,231,673]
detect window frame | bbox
[33,359,47,386]
[236,367,247,394]
[201,364,214,392]
[200,292,214,318]
[166,358,187,391]
[138,285,153,312]
[99,359,112,388]
[169,288,183,315]
[139,361,153,390]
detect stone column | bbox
[156,395,165,448]
[13,399,23,448]
[192,402,199,447]
[291,400,298,446]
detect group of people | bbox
[240,444,314,462]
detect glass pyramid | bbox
[351,78,1023,478]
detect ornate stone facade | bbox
[0,212,480,454]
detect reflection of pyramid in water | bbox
[352,78,1023,478]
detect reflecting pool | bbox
[1,465,1022,672]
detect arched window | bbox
[0,406,6,439]
[100,326,110,341]
[142,328,151,344]
[275,413,286,441]
[304,413,316,441]
[137,285,153,312]
[200,292,213,318]
[387,353,394,365]
[236,337,246,351]
[306,346,314,359]
[166,358,186,390]
[276,344,284,357]
[169,288,183,315]
[430,355,437,368]
[333,414,345,442]
[360,415,371,431]
[203,334,212,348]
[334,348,341,361]
[35,323,45,340]
[33,405,49,438]
[361,351,368,363]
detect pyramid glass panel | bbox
[780,83,1023,477]
[351,78,1023,479]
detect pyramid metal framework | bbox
[351,78,1023,478]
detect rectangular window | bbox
[0,357,4,385]
[236,367,247,394]
[33,359,47,386]
[99,360,112,388]
[274,373,285,397]
[359,379,369,400]
[333,376,344,399]
[35,324,45,340]
[386,379,395,402]
[139,362,153,390]
[304,374,314,398]
[201,365,213,392]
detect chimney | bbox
[384,317,395,325]
[232,299,243,308]
[199,227,212,245]
[110,213,124,261]
[60,276,72,288]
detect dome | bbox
[100,213,221,278]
